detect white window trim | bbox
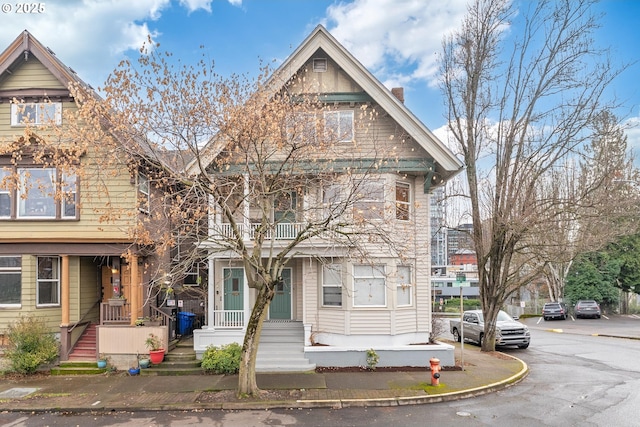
[395,181,411,221]
[61,173,77,219]
[324,110,354,142]
[353,264,386,307]
[138,173,150,213]
[36,256,60,307]
[11,102,62,126]
[396,265,413,307]
[17,168,56,219]
[0,169,10,219]
[0,255,21,307]
[321,263,342,307]
[354,179,385,221]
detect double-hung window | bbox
[138,173,150,213]
[322,263,342,307]
[324,110,353,142]
[0,256,21,306]
[0,169,10,218]
[37,256,60,306]
[395,182,410,221]
[353,264,386,307]
[396,265,412,306]
[354,180,384,220]
[11,102,62,126]
[61,173,77,218]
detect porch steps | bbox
[51,361,108,376]
[256,321,315,372]
[67,323,98,362]
[140,338,202,376]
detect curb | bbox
[0,353,529,413]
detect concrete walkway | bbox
[0,341,527,412]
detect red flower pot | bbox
[149,349,165,364]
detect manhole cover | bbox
[0,388,39,398]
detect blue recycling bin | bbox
[177,311,196,335]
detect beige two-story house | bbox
[193,26,464,369]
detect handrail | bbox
[69,299,102,332]
[150,306,172,326]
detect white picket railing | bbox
[211,310,245,328]
[213,222,305,240]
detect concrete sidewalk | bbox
[0,342,527,412]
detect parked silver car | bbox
[542,302,568,320]
[574,300,601,319]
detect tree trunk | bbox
[237,283,274,397]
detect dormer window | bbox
[313,58,327,72]
[11,102,62,126]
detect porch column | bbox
[129,255,139,326]
[59,255,71,361]
[207,257,215,328]
[61,255,70,326]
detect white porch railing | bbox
[213,222,306,240]
[212,310,245,328]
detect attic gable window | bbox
[10,102,62,126]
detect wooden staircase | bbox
[51,324,107,375]
[68,323,98,361]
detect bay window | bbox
[354,180,384,220]
[353,264,386,307]
[396,265,412,306]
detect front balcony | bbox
[211,222,307,240]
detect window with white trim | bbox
[11,102,62,126]
[138,173,149,213]
[322,184,343,219]
[0,256,21,306]
[353,264,386,307]
[18,168,56,218]
[287,112,317,144]
[354,180,384,220]
[0,169,10,218]
[322,263,342,306]
[396,265,412,306]
[37,256,60,306]
[395,182,410,221]
[324,110,353,142]
[61,173,77,218]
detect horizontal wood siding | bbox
[2,57,66,90]
[348,311,391,335]
[317,310,346,334]
[394,310,419,334]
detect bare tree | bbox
[61,42,419,396]
[439,0,627,350]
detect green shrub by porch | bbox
[5,315,59,374]
[200,342,241,374]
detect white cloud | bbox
[323,0,468,89]
[178,0,213,13]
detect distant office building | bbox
[430,187,447,266]
[447,223,474,264]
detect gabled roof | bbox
[266,25,464,181]
[0,30,93,98]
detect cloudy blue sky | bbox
[1,0,638,151]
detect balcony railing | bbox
[213,222,306,240]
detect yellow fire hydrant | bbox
[430,357,441,386]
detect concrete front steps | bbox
[256,320,315,372]
[140,338,202,376]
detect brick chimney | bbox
[391,87,404,103]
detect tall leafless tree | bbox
[439,0,629,350]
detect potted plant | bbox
[145,333,165,364]
[108,295,126,306]
[97,354,108,369]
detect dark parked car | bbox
[542,302,568,320]
[574,300,601,319]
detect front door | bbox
[269,268,291,319]
[223,268,244,325]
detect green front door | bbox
[223,268,244,325]
[269,268,291,319]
